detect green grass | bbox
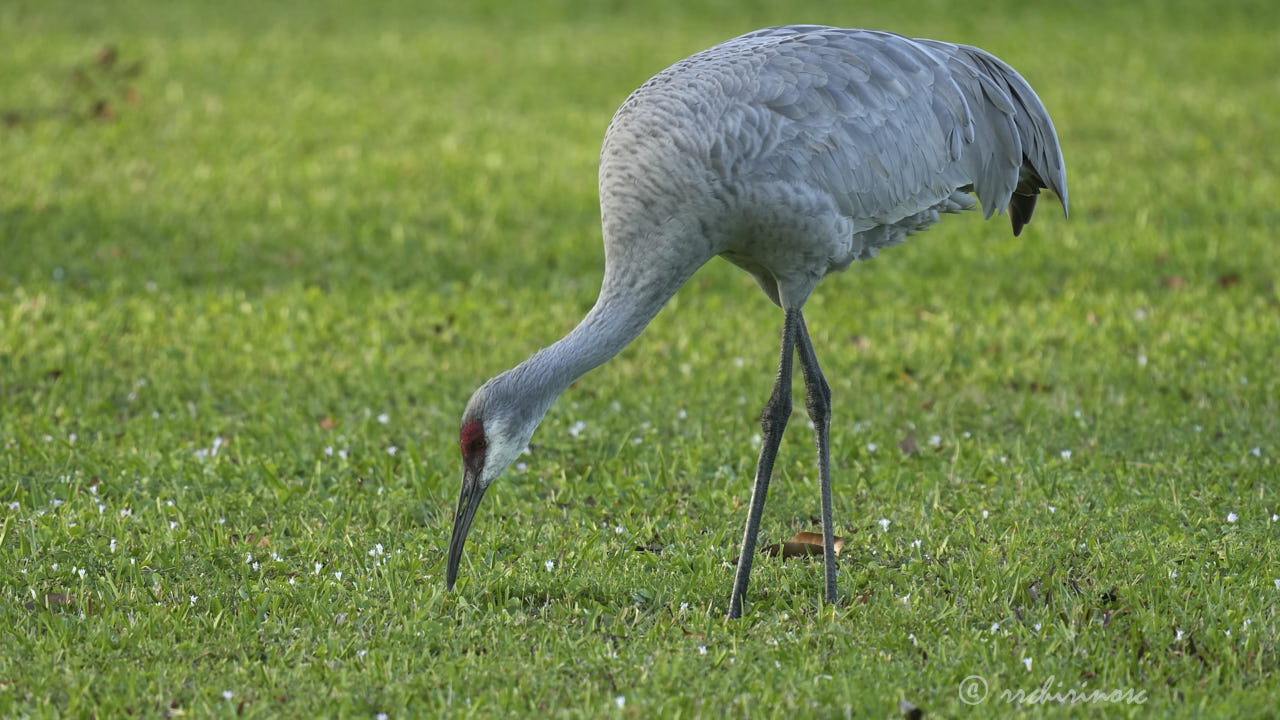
[2,0,1278,717]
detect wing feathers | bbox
[737,28,1067,232]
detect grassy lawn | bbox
[2,0,1278,716]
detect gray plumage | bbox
[447,26,1068,617]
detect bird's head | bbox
[446,374,541,591]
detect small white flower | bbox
[631,437,642,445]
[358,649,367,658]
[981,510,989,519]
[325,446,334,456]
[999,455,1008,464]
[677,409,688,420]
[7,501,17,511]
[51,499,65,508]
[1227,512,1238,524]
[169,521,178,530]
[377,413,389,424]
[252,562,259,571]
[679,602,688,612]
[1073,409,1082,419]
[990,622,1000,633]
[222,691,233,701]
[387,446,397,456]
[246,553,253,565]
[377,714,388,720]
[1137,353,1148,367]
[338,449,349,460]
[615,696,625,709]
[190,595,198,605]
[1034,623,1042,632]
[1176,629,1184,641]
[878,518,890,532]
[1273,515,1279,523]
[907,633,917,646]
[929,434,941,447]
[963,431,971,439]
[568,421,587,438]
[733,357,744,368]
[1060,449,1072,460]
[1251,447,1261,457]
[77,568,86,579]
[912,538,922,549]
[545,560,555,572]
[1169,570,1178,578]
[1048,505,1056,514]
[109,538,117,552]
[614,526,624,534]
[751,434,762,445]
[866,442,878,453]
[698,646,707,655]
[314,562,323,574]
[334,571,342,580]
[1023,657,1032,671]
[119,508,132,517]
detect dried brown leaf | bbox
[762,531,845,559]
[96,45,118,69]
[318,416,335,431]
[230,533,270,548]
[1217,273,1240,288]
[898,433,920,455]
[1160,275,1186,289]
[25,593,84,612]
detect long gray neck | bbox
[499,253,704,428]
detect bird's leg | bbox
[728,309,797,620]
[795,314,837,606]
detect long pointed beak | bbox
[446,468,487,591]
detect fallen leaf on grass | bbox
[318,416,335,431]
[1160,275,1186,289]
[24,593,89,612]
[230,533,270,548]
[760,531,844,559]
[898,434,920,455]
[1216,273,1240,288]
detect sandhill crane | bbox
[446,25,1067,618]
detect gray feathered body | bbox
[598,26,1068,308]
[452,28,1069,598]
[460,26,1068,492]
